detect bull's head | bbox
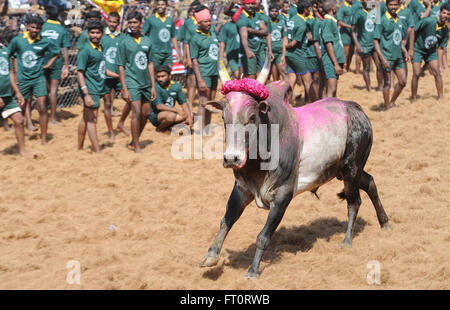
[202,52,272,169]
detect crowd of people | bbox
[0,0,448,156]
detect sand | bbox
[0,59,449,290]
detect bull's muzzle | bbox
[223,153,247,169]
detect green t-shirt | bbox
[414,16,449,53]
[182,17,198,44]
[353,0,363,10]
[257,10,269,49]
[41,19,71,70]
[306,14,317,58]
[409,0,427,23]
[101,31,124,77]
[431,0,446,17]
[8,33,60,82]
[142,13,176,56]
[398,5,415,38]
[312,15,325,53]
[219,22,241,60]
[352,7,378,53]
[0,47,13,97]
[288,4,298,19]
[286,13,308,59]
[373,12,405,60]
[152,80,186,114]
[236,10,265,52]
[190,29,219,77]
[116,34,153,89]
[336,1,354,38]
[76,29,89,50]
[176,23,185,42]
[268,17,287,52]
[321,15,345,64]
[77,42,106,95]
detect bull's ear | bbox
[201,100,225,111]
[259,100,269,114]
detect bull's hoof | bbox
[200,254,219,267]
[244,270,260,279]
[339,240,352,249]
[381,223,392,231]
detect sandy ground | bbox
[0,58,449,290]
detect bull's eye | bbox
[249,115,256,123]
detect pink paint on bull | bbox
[225,92,254,116]
[293,99,348,139]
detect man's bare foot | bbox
[19,150,38,158]
[386,103,398,109]
[109,133,115,142]
[27,124,38,132]
[116,123,131,136]
[127,142,142,154]
[50,119,62,126]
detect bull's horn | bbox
[201,100,225,111]
[256,48,270,85]
[218,60,231,85]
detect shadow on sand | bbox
[201,216,367,280]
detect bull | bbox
[200,54,391,278]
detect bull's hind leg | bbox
[246,190,293,278]
[200,182,253,267]
[340,176,363,248]
[360,171,391,230]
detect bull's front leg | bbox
[200,182,253,267]
[246,190,293,278]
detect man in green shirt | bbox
[409,0,433,23]
[321,0,346,97]
[180,2,199,113]
[219,19,243,79]
[190,6,218,131]
[8,14,60,144]
[41,5,71,125]
[268,3,288,81]
[281,1,291,21]
[0,43,28,156]
[337,0,355,72]
[77,21,108,154]
[351,0,383,91]
[149,65,193,131]
[142,0,181,67]
[101,12,123,141]
[312,0,327,98]
[116,10,157,154]
[288,0,299,19]
[76,10,102,50]
[286,0,317,101]
[236,0,271,79]
[411,3,449,102]
[373,0,410,110]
